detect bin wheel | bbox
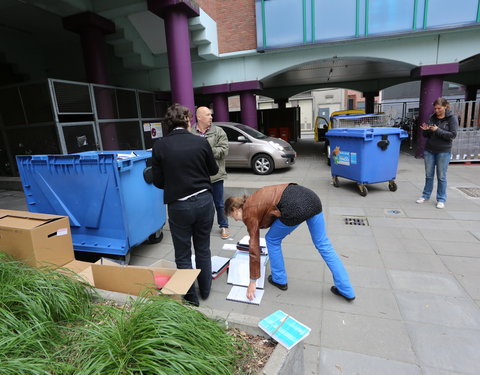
[325,143,331,166]
[332,176,340,187]
[388,180,397,192]
[358,184,368,197]
[148,230,164,244]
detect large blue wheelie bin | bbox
[16,151,165,261]
[326,127,407,196]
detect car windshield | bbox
[234,124,268,139]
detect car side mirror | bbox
[237,135,248,142]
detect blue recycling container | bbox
[326,127,407,196]
[16,150,165,258]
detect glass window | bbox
[234,124,268,139]
[116,89,138,119]
[314,0,358,41]
[62,125,98,154]
[262,0,304,48]
[100,121,142,151]
[427,0,478,27]
[368,0,415,35]
[220,126,244,142]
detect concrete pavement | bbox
[1,139,480,375]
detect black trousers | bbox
[167,191,214,301]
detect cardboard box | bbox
[0,209,93,284]
[0,209,199,299]
[92,258,200,298]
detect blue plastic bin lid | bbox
[326,127,407,140]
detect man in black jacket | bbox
[152,104,219,306]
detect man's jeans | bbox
[168,191,214,300]
[265,212,355,299]
[422,150,451,203]
[212,180,228,228]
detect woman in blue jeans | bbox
[225,184,355,302]
[417,97,458,209]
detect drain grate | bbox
[456,187,480,198]
[344,217,369,226]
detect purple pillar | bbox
[411,63,459,158]
[163,10,195,117]
[416,76,444,158]
[63,12,118,150]
[212,94,229,122]
[240,91,258,129]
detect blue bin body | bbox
[16,151,166,257]
[326,127,407,185]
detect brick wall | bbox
[195,0,216,19]
[196,0,257,54]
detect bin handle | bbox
[377,135,390,151]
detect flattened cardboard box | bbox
[0,209,93,284]
[92,259,200,298]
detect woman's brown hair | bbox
[224,195,248,216]
[433,97,450,110]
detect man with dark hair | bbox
[152,103,219,306]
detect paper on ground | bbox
[226,285,264,305]
[227,256,265,288]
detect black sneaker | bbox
[330,286,355,302]
[268,275,288,291]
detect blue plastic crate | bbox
[326,127,407,195]
[16,151,166,257]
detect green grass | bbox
[0,253,254,374]
[61,296,249,375]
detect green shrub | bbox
[62,296,250,375]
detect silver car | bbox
[216,122,296,175]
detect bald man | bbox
[192,106,230,239]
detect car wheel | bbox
[252,154,274,175]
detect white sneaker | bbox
[436,202,445,209]
[416,197,427,204]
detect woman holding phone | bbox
[416,97,458,209]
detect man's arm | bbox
[211,127,229,160]
[151,147,165,189]
[204,140,219,176]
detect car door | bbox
[220,126,251,167]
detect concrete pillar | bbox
[63,12,118,149]
[212,94,229,122]
[411,63,459,158]
[240,91,258,129]
[363,91,378,114]
[149,1,199,120]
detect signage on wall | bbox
[143,123,163,139]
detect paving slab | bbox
[319,347,422,375]
[321,310,416,363]
[406,322,480,375]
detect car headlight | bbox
[268,141,284,151]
